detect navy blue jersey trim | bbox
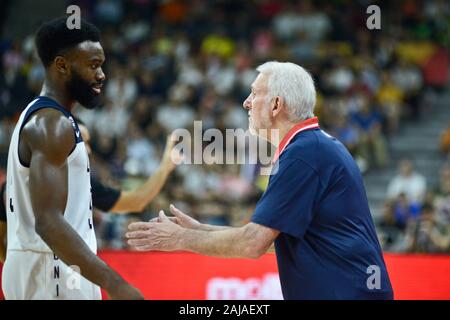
[20,96,83,144]
[18,96,83,167]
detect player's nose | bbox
[96,68,106,82]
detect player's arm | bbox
[24,109,142,299]
[110,134,180,213]
[127,210,279,258]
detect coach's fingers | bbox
[134,245,153,252]
[149,216,178,222]
[125,230,149,239]
[170,204,189,219]
[127,238,152,247]
[150,216,180,225]
[159,210,170,221]
[128,221,151,231]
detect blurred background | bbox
[0,0,449,256]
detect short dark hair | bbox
[35,16,101,68]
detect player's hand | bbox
[107,282,144,300]
[161,133,183,172]
[126,210,184,251]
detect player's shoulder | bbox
[21,108,75,155]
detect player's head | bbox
[243,61,316,138]
[35,17,105,109]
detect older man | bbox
[126,61,394,300]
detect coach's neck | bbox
[265,119,297,149]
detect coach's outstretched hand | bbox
[126,210,184,252]
[149,204,202,230]
[168,204,203,229]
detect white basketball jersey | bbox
[5,96,97,254]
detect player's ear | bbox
[54,56,70,75]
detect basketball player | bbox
[0,122,181,264]
[1,17,143,299]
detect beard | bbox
[67,70,102,109]
[249,112,272,140]
[249,117,257,136]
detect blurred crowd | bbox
[379,159,450,253]
[0,0,449,251]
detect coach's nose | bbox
[243,93,251,110]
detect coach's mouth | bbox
[92,83,103,95]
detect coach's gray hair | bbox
[256,61,316,122]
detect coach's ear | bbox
[54,56,69,75]
[271,96,285,118]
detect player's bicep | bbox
[24,111,75,223]
[29,150,69,223]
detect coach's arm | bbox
[126,205,279,258]
[24,109,142,299]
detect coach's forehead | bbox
[252,72,269,91]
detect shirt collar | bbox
[272,117,320,163]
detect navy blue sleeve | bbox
[0,181,6,222]
[91,176,121,212]
[251,157,322,239]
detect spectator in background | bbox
[440,124,450,156]
[350,95,389,170]
[376,72,404,134]
[391,60,423,120]
[105,65,138,110]
[379,192,422,252]
[156,83,195,133]
[435,162,450,223]
[387,159,427,203]
[94,0,124,26]
[330,114,359,155]
[92,99,130,138]
[124,122,160,176]
[391,193,422,231]
[405,203,450,253]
